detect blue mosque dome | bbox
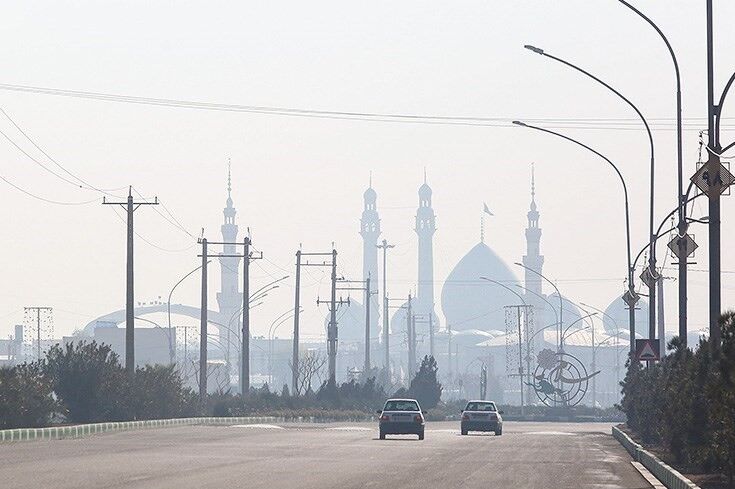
[441,241,520,332]
[603,295,649,338]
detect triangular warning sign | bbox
[635,338,660,361]
[639,342,656,360]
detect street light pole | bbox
[524,45,657,344]
[167,261,210,365]
[514,262,563,352]
[616,0,688,348]
[512,121,636,354]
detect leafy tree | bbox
[43,341,129,423]
[0,362,58,429]
[131,364,197,420]
[406,355,442,409]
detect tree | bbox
[131,364,197,420]
[43,341,129,423]
[0,362,58,429]
[290,350,327,395]
[406,355,442,409]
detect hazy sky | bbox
[2,1,735,342]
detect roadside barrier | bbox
[612,426,700,489]
[0,416,371,443]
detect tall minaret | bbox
[523,164,544,299]
[360,175,380,338]
[217,163,243,338]
[415,171,437,322]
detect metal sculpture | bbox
[528,348,600,407]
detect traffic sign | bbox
[635,339,660,361]
[639,267,659,289]
[667,234,698,260]
[622,289,640,308]
[691,161,735,197]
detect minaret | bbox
[415,171,437,323]
[523,164,544,299]
[217,163,243,341]
[360,174,380,338]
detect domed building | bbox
[441,241,520,332]
[603,295,649,338]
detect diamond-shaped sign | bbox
[691,161,735,197]
[622,289,640,307]
[640,267,659,288]
[668,233,698,260]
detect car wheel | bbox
[379,431,386,440]
[461,429,468,435]
[495,429,502,436]
[418,431,425,440]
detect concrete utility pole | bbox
[447,323,452,378]
[200,238,208,401]
[292,250,301,393]
[406,294,415,377]
[103,186,158,375]
[377,239,395,371]
[336,276,375,374]
[198,236,260,397]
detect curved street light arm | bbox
[512,283,558,327]
[715,70,735,146]
[167,260,211,363]
[561,313,597,341]
[513,121,633,288]
[514,262,564,351]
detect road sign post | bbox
[635,338,660,362]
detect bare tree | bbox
[289,350,327,395]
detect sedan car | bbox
[377,398,426,440]
[460,400,503,435]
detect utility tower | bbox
[23,307,52,361]
[377,239,395,370]
[103,186,158,374]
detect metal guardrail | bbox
[0,416,374,443]
[612,426,700,489]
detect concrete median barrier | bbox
[612,426,700,489]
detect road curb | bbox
[0,416,371,443]
[612,426,700,489]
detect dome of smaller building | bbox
[602,295,650,338]
[323,299,380,343]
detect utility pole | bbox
[336,276,376,374]
[447,323,452,379]
[386,296,409,381]
[377,239,395,371]
[199,238,208,401]
[103,186,158,375]
[198,236,260,397]
[406,294,415,377]
[24,307,52,361]
[241,236,262,394]
[292,250,301,394]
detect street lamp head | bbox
[524,44,545,55]
[512,120,527,127]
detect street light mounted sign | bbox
[635,339,660,362]
[691,161,735,197]
[639,267,659,289]
[622,289,640,308]
[668,234,698,260]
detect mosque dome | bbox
[602,295,649,338]
[441,241,520,332]
[323,299,379,343]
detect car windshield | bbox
[383,400,420,412]
[465,402,497,412]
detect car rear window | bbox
[465,402,497,412]
[383,400,420,412]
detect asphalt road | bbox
[0,421,651,489]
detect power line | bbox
[1,82,732,132]
[0,174,98,206]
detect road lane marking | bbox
[327,427,373,431]
[523,431,575,436]
[231,424,285,430]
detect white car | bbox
[377,398,426,440]
[460,400,503,435]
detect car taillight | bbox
[462,414,470,420]
[380,415,389,421]
[414,415,423,423]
